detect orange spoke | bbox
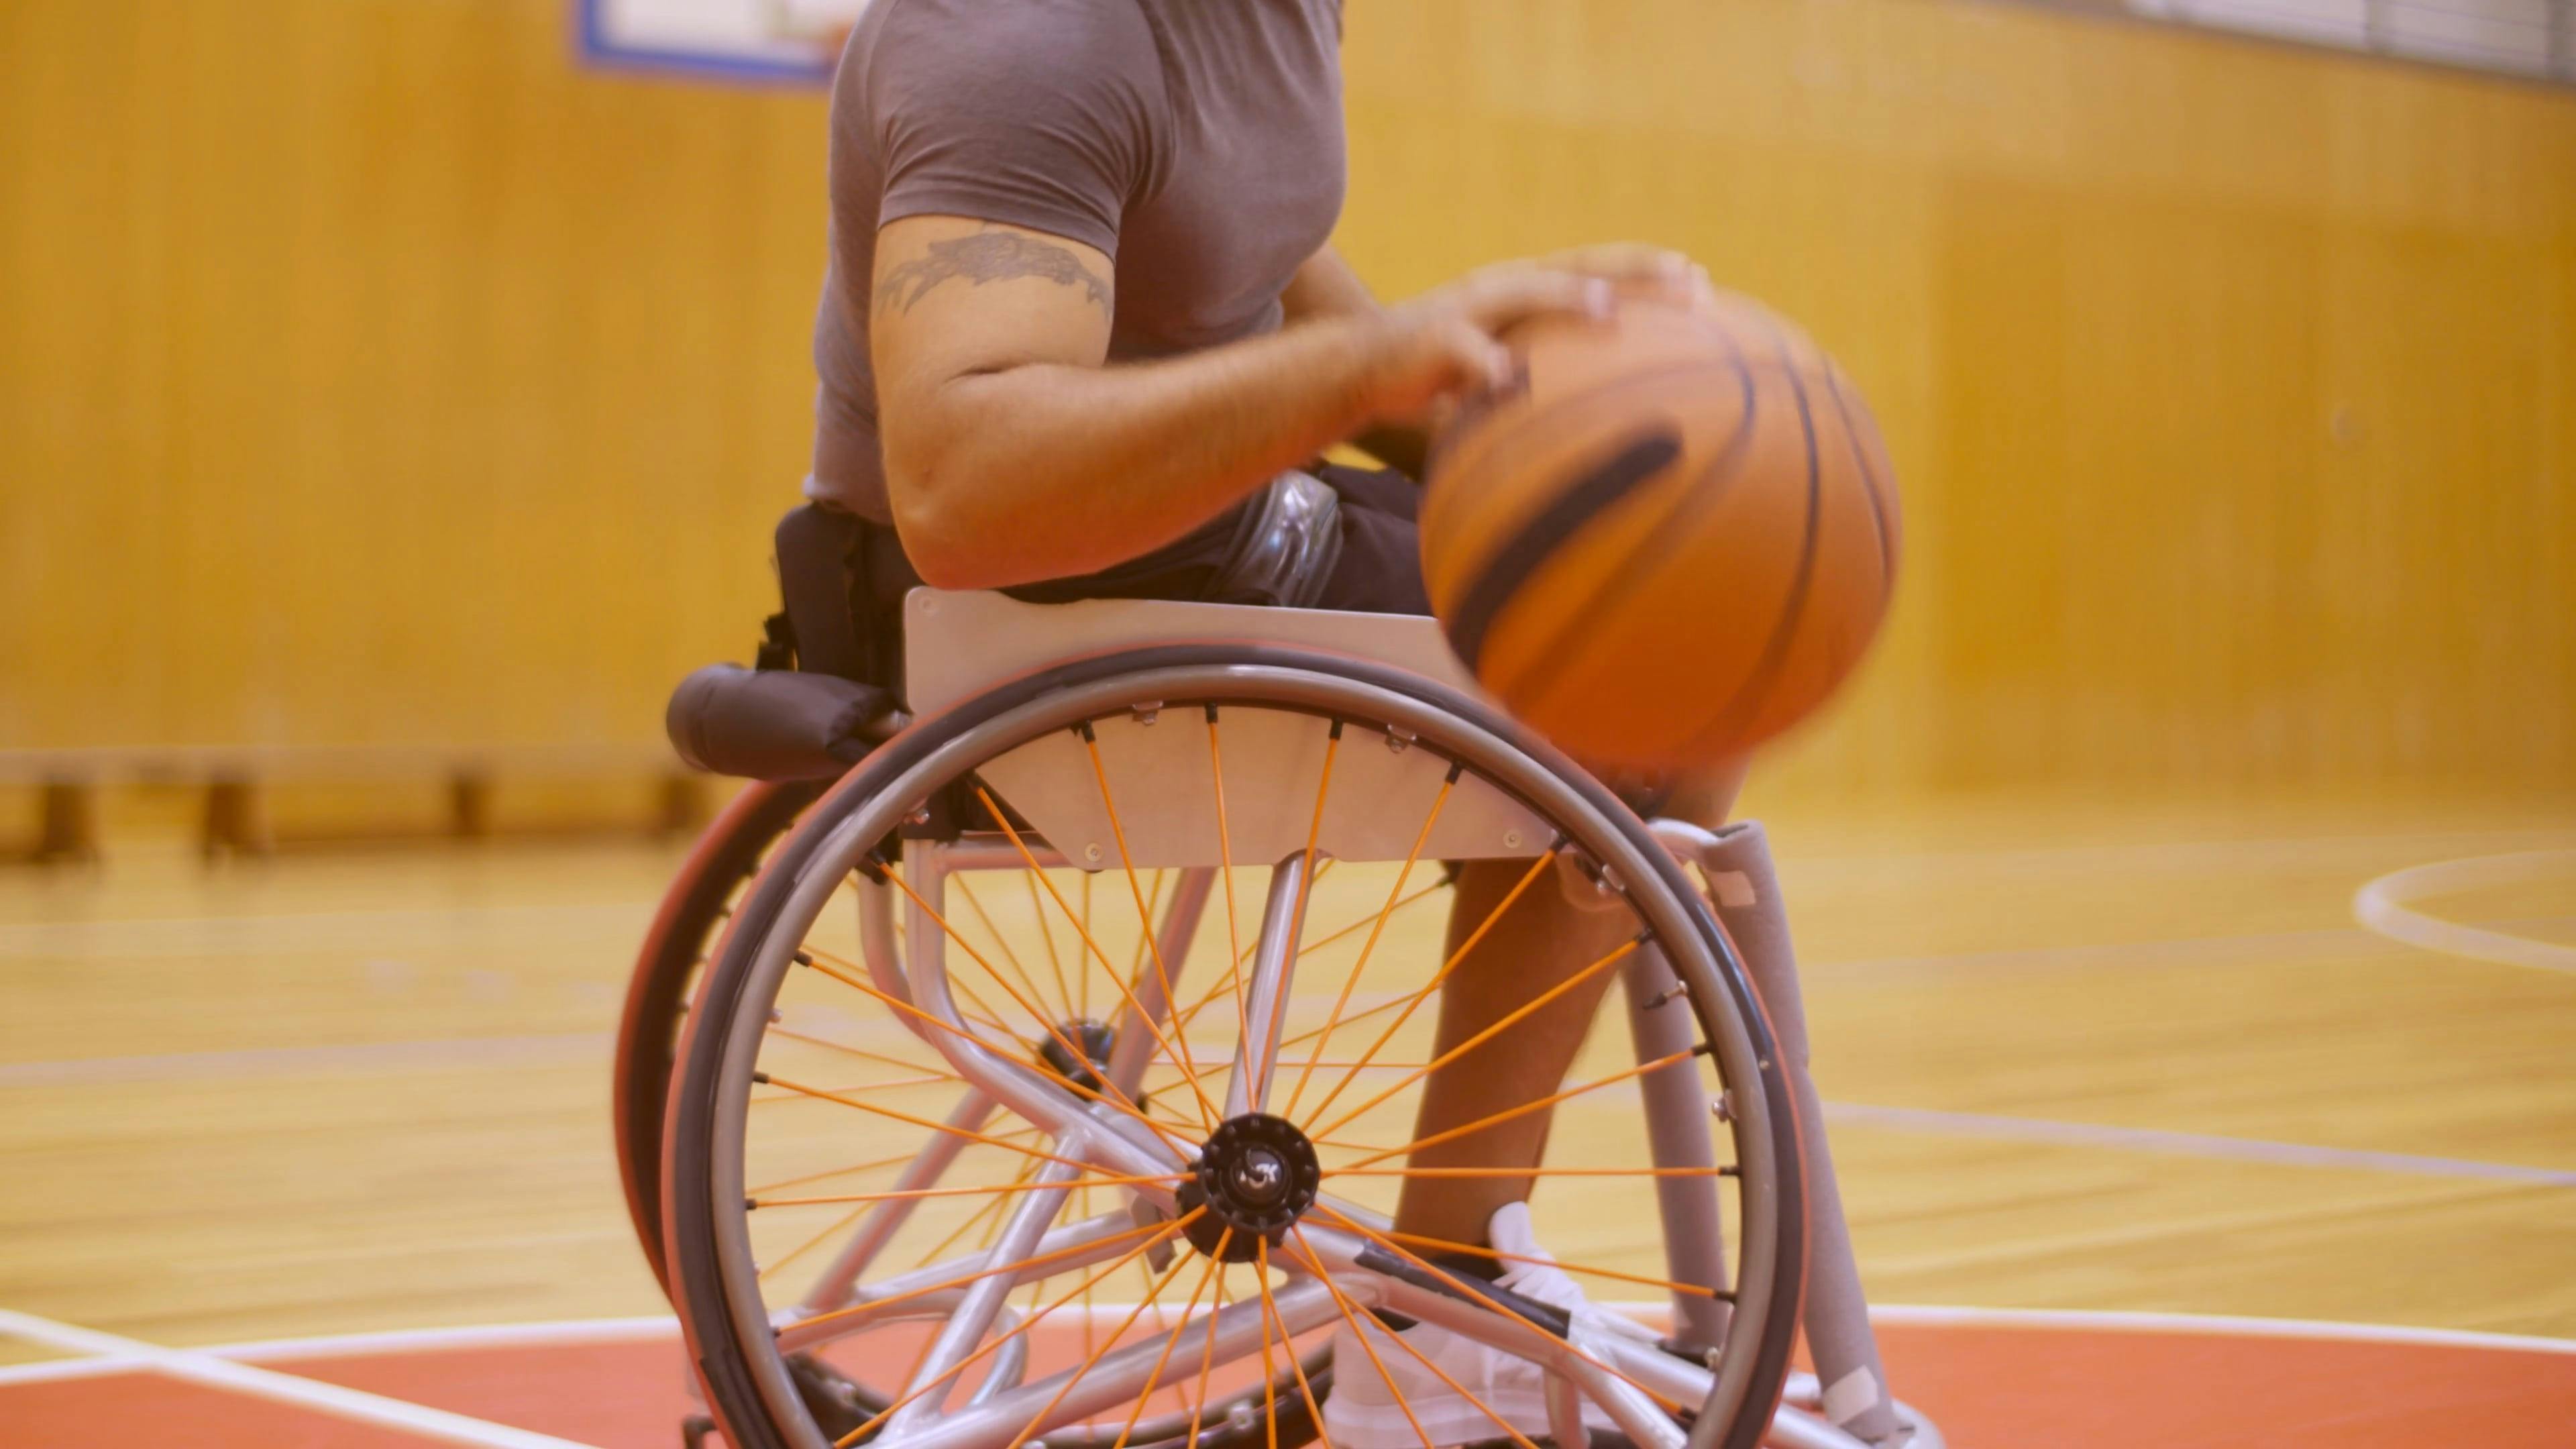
[908,1156,1040,1271]
[957,875,1076,1026]
[798,940,1199,1156]
[1250,1242,1287,1449]
[998,1230,1201,1449]
[751,1071,955,1101]
[898,1313,947,1399]
[1360,1227,1727,1301]
[1125,866,1168,1013]
[794,1214,1165,1339]
[756,1073,1102,1171]
[1254,1240,1332,1449]
[758,1203,871,1284]
[1255,1244,1280,1449]
[979,1163,1039,1254]
[764,1028,961,1081]
[1158,1059,1433,1075]
[1283,772,1452,1121]
[746,1139,1032,1199]
[1106,1250,1225,1449]
[1078,1180,1096,1391]
[877,865,1168,1128]
[1182,1228,1237,1449]
[1273,989,1411,1056]
[1069,738,1225,1130]
[1297,849,1562,1134]
[1165,872,1448,1047]
[1308,1208,1688,1415]
[1284,1224,1438,1449]
[1309,935,1638,1144]
[1205,711,1250,1072]
[1297,1224,1542,1449]
[1167,961,1244,1040]
[1255,723,1343,1116]
[754,1171,1187,1210]
[1020,867,1074,1017]
[934,956,1020,1037]
[1334,1048,1699,1171]
[833,1210,1201,1447]
[975,785,1222,1130]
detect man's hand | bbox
[1362,245,1713,427]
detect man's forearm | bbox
[891,315,1393,589]
[1285,246,1428,479]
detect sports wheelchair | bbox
[618,584,1941,1449]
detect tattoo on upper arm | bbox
[876,230,1113,317]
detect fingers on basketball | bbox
[1420,292,1899,772]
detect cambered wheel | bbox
[617,776,827,1289]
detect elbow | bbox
[884,455,1006,591]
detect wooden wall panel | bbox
[1,0,2570,795]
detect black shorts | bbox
[989,464,1430,618]
[773,465,1430,697]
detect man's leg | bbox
[1390,765,1748,1249]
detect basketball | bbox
[1418,292,1900,771]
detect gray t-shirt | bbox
[807,0,1348,524]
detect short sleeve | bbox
[863,0,1164,259]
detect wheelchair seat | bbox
[901,590,1477,716]
[904,590,1532,869]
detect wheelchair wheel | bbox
[617,776,828,1289]
[663,645,1807,1449]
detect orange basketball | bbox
[1419,292,1898,772]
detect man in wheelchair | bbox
[653,4,1919,1447]
[798,4,1727,1442]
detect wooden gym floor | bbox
[2,786,2571,1444]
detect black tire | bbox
[616,777,826,1290]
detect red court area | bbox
[4,1312,2571,1448]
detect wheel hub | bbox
[1178,1112,1321,1263]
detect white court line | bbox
[2354,850,2576,974]
[0,1307,604,1448]
[0,1313,682,1389]
[209,1313,683,1363]
[1821,1101,2576,1189]
[1868,1303,2576,1356]
[6,1304,2568,1398]
[0,1353,139,1387]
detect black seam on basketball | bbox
[1820,363,1895,588]
[1424,357,1743,556]
[1677,317,1828,759]
[1442,427,1686,672]
[1481,335,1763,716]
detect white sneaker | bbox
[1322,1204,1650,1448]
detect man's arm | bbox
[1281,244,1384,325]
[873,217,1701,590]
[1281,246,1432,479]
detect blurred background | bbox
[1,0,2571,1442]
[5,0,2570,841]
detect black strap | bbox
[771,504,871,682]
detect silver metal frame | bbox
[680,659,1938,1449]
